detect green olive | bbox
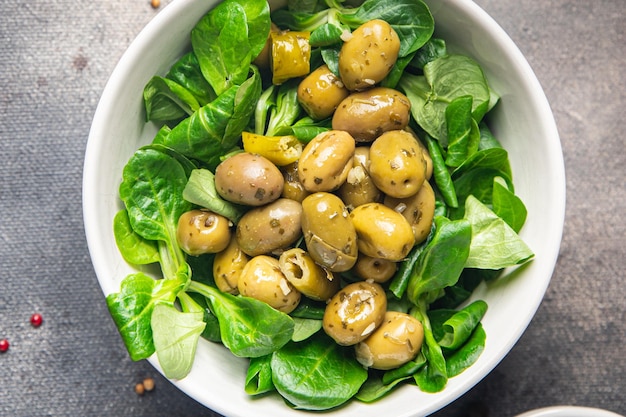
[338,19,400,91]
[278,248,339,301]
[298,65,350,120]
[355,311,424,370]
[332,87,411,142]
[212,237,250,295]
[350,203,415,261]
[238,255,301,313]
[384,180,436,244]
[281,162,310,203]
[323,281,387,346]
[298,130,355,193]
[337,146,383,209]
[236,198,303,257]
[176,209,231,256]
[215,152,284,206]
[353,254,397,283]
[301,192,358,272]
[369,130,427,198]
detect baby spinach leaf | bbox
[463,195,534,269]
[234,0,272,60]
[400,55,490,142]
[188,281,294,358]
[151,303,206,380]
[289,298,326,320]
[183,168,246,224]
[355,373,412,403]
[426,135,459,208]
[320,45,341,76]
[445,96,480,168]
[407,216,471,303]
[265,79,302,137]
[191,2,251,96]
[310,22,344,47]
[271,333,367,410]
[119,148,191,273]
[245,355,275,395]
[431,268,494,309]
[492,176,528,233]
[113,209,159,266]
[289,116,331,142]
[155,82,252,170]
[339,0,434,57]
[143,76,199,122]
[106,272,185,361]
[271,8,329,32]
[411,304,448,392]
[437,300,487,350]
[382,354,427,385]
[445,323,486,378]
[226,66,262,141]
[451,147,512,181]
[478,121,503,150]
[389,229,433,298]
[409,37,447,70]
[291,318,323,342]
[449,158,513,220]
[166,52,216,106]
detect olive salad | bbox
[108,0,534,410]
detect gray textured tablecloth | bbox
[1,0,624,416]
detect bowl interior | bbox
[83,0,565,416]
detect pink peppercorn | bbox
[30,313,43,327]
[0,339,9,353]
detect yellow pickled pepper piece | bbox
[270,30,311,85]
[242,132,303,166]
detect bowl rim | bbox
[83,0,566,415]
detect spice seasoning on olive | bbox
[355,311,424,370]
[369,130,427,199]
[278,248,339,301]
[332,87,411,142]
[176,209,231,256]
[214,152,284,206]
[236,198,303,257]
[298,65,350,120]
[350,203,415,261]
[301,192,358,272]
[338,19,400,91]
[323,281,387,346]
[298,130,355,193]
[385,180,436,244]
[213,237,250,295]
[238,255,301,314]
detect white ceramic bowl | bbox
[515,406,625,417]
[83,0,565,416]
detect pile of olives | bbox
[176,19,434,371]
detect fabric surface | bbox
[0,0,624,416]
